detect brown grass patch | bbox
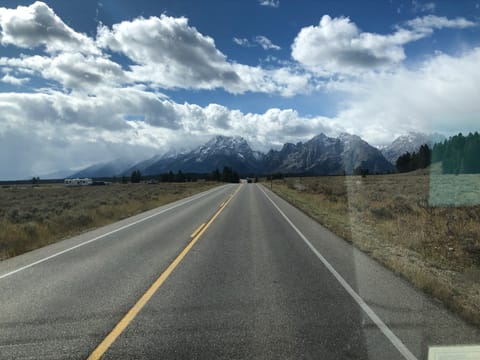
[269,174,480,327]
[0,182,219,260]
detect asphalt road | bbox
[0,183,479,359]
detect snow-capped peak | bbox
[381,131,446,164]
[193,135,253,157]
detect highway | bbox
[0,183,479,359]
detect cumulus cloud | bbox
[0,3,303,96]
[258,0,280,8]
[0,83,326,152]
[0,92,128,131]
[292,15,406,74]
[1,73,29,85]
[0,53,126,92]
[96,14,300,95]
[328,48,480,145]
[0,1,99,54]
[230,63,311,97]
[96,15,242,91]
[292,14,477,75]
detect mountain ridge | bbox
[262,132,393,175]
[69,133,398,178]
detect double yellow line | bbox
[87,184,243,359]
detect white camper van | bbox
[64,178,93,186]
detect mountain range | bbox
[126,136,264,176]
[70,132,444,178]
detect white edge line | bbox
[0,185,225,281]
[259,185,418,360]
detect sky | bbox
[0,0,480,179]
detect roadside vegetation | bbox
[0,182,219,260]
[268,170,480,327]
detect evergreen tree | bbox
[396,144,432,173]
[222,166,233,182]
[211,168,221,182]
[396,152,412,173]
[131,170,142,183]
[416,144,431,169]
[429,132,480,174]
[175,170,186,182]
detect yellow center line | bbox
[190,223,206,238]
[87,184,243,360]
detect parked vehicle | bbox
[64,178,93,186]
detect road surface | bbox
[0,183,479,359]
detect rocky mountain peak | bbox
[381,131,446,164]
[195,135,252,156]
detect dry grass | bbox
[0,182,219,260]
[269,172,480,327]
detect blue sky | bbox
[0,0,480,179]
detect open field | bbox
[269,172,480,327]
[0,182,219,260]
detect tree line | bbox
[127,166,240,183]
[210,166,240,183]
[396,132,480,174]
[432,132,480,174]
[396,144,431,173]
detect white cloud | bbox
[404,15,477,31]
[1,73,29,85]
[0,1,99,54]
[0,3,303,96]
[255,36,281,50]
[96,14,242,91]
[0,123,157,180]
[233,35,280,50]
[412,1,436,13]
[96,15,302,95]
[233,35,281,51]
[137,103,333,151]
[258,0,280,8]
[329,48,480,145]
[233,37,253,47]
[292,14,477,76]
[0,83,325,152]
[292,15,409,75]
[0,91,129,131]
[0,53,126,92]
[229,63,312,97]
